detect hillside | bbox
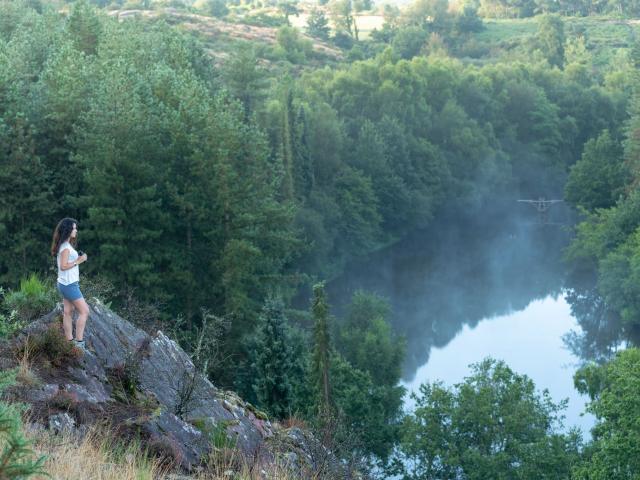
[105,5,640,71]
[475,16,640,66]
[108,7,343,64]
[1,302,345,478]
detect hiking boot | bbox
[73,339,87,352]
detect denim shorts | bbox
[57,282,83,301]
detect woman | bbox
[51,218,89,351]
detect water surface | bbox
[329,212,594,433]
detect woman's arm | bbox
[59,249,86,270]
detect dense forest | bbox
[1,0,640,477]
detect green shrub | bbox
[193,418,237,450]
[3,274,57,323]
[0,306,26,339]
[243,12,287,27]
[0,369,47,478]
[275,25,312,63]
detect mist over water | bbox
[329,202,595,432]
[329,205,570,378]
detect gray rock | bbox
[13,301,347,476]
[27,383,59,402]
[143,409,208,470]
[48,413,75,434]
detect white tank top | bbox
[57,241,80,285]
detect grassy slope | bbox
[475,16,640,65]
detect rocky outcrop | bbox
[6,301,339,476]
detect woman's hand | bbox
[79,253,88,264]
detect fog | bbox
[328,198,573,380]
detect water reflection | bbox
[401,295,595,435]
[329,214,569,380]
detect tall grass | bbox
[29,428,166,480]
[27,426,310,480]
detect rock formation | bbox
[2,301,344,477]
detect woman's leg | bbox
[71,297,90,341]
[62,298,74,341]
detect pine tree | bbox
[252,296,295,418]
[67,0,102,55]
[0,369,46,479]
[0,115,54,285]
[221,45,267,119]
[306,8,330,40]
[293,105,314,200]
[279,82,296,201]
[74,64,165,298]
[311,282,332,414]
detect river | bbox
[328,210,595,435]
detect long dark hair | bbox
[51,218,78,257]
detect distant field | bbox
[290,13,385,39]
[476,16,640,65]
[478,16,639,45]
[290,14,639,53]
[476,17,538,42]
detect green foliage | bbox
[311,282,332,415]
[391,26,428,59]
[306,8,330,40]
[208,420,237,450]
[337,291,404,386]
[108,361,141,405]
[565,130,627,211]
[2,274,57,323]
[0,115,55,286]
[329,0,357,38]
[277,0,299,23]
[564,82,640,355]
[573,349,640,479]
[479,0,640,17]
[205,0,228,17]
[479,0,535,17]
[252,296,295,419]
[534,14,565,68]
[221,45,267,118]
[332,291,405,461]
[392,358,581,479]
[455,5,484,34]
[275,25,312,63]
[0,369,47,479]
[0,309,25,340]
[67,0,103,55]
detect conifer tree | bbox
[279,82,296,201]
[252,295,294,418]
[311,282,332,414]
[0,369,46,479]
[221,45,267,119]
[74,64,165,298]
[0,115,54,285]
[67,0,102,55]
[306,8,330,40]
[293,105,313,200]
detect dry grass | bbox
[200,447,303,480]
[25,425,309,480]
[27,427,167,480]
[15,336,39,387]
[279,414,308,430]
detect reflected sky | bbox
[328,213,569,379]
[402,294,595,435]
